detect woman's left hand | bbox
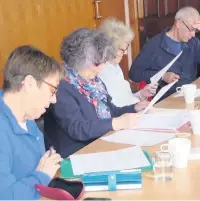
[134,100,149,112]
[140,83,158,99]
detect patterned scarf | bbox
[64,65,111,119]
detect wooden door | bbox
[138,0,200,49]
[94,0,140,80]
[0,0,95,88]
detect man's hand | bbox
[162,72,180,84]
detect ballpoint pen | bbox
[49,146,56,157]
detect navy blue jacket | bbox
[0,91,50,200]
[44,79,136,158]
[129,28,200,98]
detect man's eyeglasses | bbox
[119,44,130,54]
[42,80,58,96]
[181,20,199,33]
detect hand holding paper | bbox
[150,51,182,84]
[162,72,180,84]
[141,80,177,114]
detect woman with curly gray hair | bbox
[98,18,158,107]
[44,28,146,158]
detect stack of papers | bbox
[70,146,150,175]
[135,112,189,132]
[101,130,175,146]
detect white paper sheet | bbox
[70,146,150,175]
[101,130,175,146]
[150,51,183,84]
[142,81,177,114]
[134,111,189,132]
[174,88,200,98]
[151,108,185,115]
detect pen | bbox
[49,146,56,157]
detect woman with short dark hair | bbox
[0,45,65,199]
[44,28,146,158]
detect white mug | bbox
[188,110,200,135]
[160,138,191,168]
[176,84,197,103]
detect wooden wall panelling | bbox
[94,0,130,79]
[187,0,200,8]
[0,52,2,88]
[0,0,95,88]
[129,0,141,92]
[167,0,179,15]
[129,0,140,61]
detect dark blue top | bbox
[0,91,50,200]
[129,28,200,98]
[44,79,136,158]
[165,34,182,55]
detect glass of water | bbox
[152,151,173,181]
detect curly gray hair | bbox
[99,17,134,49]
[60,28,116,70]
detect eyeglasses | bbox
[119,44,130,54]
[181,20,199,33]
[42,80,58,96]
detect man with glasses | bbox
[129,6,200,100]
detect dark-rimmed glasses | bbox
[181,20,199,33]
[119,44,130,54]
[42,80,58,96]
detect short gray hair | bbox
[98,17,134,49]
[60,28,116,70]
[3,45,65,92]
[175,6,200,22]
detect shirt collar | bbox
[0,90,33,135]
[160,27,188,55]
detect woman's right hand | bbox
[36,150,63,178]
[112,113,141,131]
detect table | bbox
[68,79,200,200]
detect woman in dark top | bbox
[44,28,148,158]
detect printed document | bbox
[150,51,183,84]
[101,130,175,146]
[70,146,150,175]
[142,81,177,114]
[135,111,189,132]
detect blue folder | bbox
[82,169,142,191]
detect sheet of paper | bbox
[142,81,177,114]
[135,111,189,131]
[174,88,200,98]
[150,51,183,84]
[101,130,175,146]
[70,146,150,175]
[151,108,185,115]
